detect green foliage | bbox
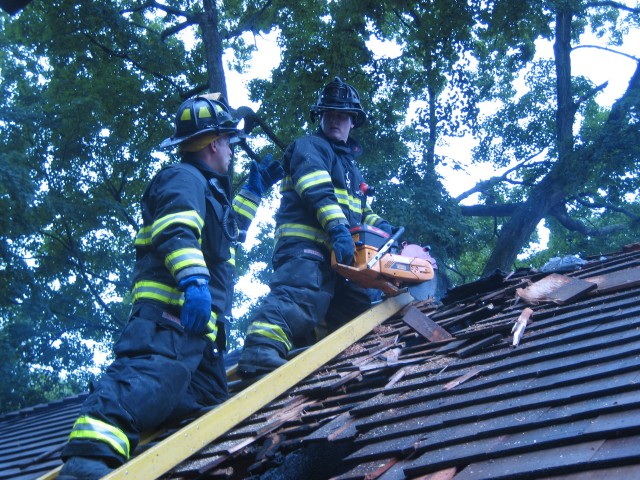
[453,217,497,281]
[1,0,212,414]
[1,0,639,414]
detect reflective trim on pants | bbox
[68,415,130,460]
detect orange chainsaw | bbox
[331,225,437,301]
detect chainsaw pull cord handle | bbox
[366,226,405,269]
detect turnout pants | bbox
[243,243,372,356]
[62,302,228,466]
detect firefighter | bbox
[58,95,283,479]
[237,76,394,378]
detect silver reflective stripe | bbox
[151,210,204,239]
[295,170,332,195]
[334,187,363,213]
[165,247,207,276]
[316,203,346,228]
[233,195,258,221]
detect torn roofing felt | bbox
[4,242,640,480]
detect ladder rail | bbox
[41,293,412,480]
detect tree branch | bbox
[572,44,640,63]
[574,193,640,221]
[98,160,138,229]
[550,204,628,236]
[454,150,546,203]
[121,0,198,41]
[145,0,192,19]
[460,203,520,217]
[584,1,640,15]
[160,20,198,41]
[574,80,609,108]
[121,0,155,14]
[392,7,413,29]
[81,32,184,92]
[226,0,274,39]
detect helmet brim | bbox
[311,106,367,129]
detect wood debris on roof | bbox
[4,243,640,479]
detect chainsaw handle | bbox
[389,226,405,243]
[366,226,405,269]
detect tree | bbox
[460,0,640,275]
[1,0,639,413]
[360,0,480,267]
[0,0,281,413]
[1,1,176,412]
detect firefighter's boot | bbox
[237,345,287,378]
[58,456,114,480]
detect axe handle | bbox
[236,106,288,151]
[254,116,287,150]
[237,138,262,163]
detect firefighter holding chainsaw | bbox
[58,95,283,479]
[238,76,395,378]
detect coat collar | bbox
[315,129,363,158]
[182,158,232,197]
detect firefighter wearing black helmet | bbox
[58,94,283,479]
[238,77,395,378]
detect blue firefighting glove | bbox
[376,221,394,235]
[178,275,211,335]
[329,224,355,266]
[244,154,285,196]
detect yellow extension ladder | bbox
[40,293,412,480]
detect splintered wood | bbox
[515,273,596,305]
[512,307,534,347]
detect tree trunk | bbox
[481,6,575,276]
[480,178,566,276]
[201,0,228,97]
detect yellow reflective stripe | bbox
[233,195,258,220]
[69,416,130,459]
[280,176,294,192]
[317,204,346,228]
[226,245,236,267]
[131,282,219,339]
[151,210,204,240]
[275,223,328,244]
[334,188,350,204]
[247,321,292,351]
[131,280,183,306]
[165,248,207,276]
[205,317,219,343]
[295,170,332,195]
[364,214,382,226]
[334,187,363,213]
[134,225,152,246]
